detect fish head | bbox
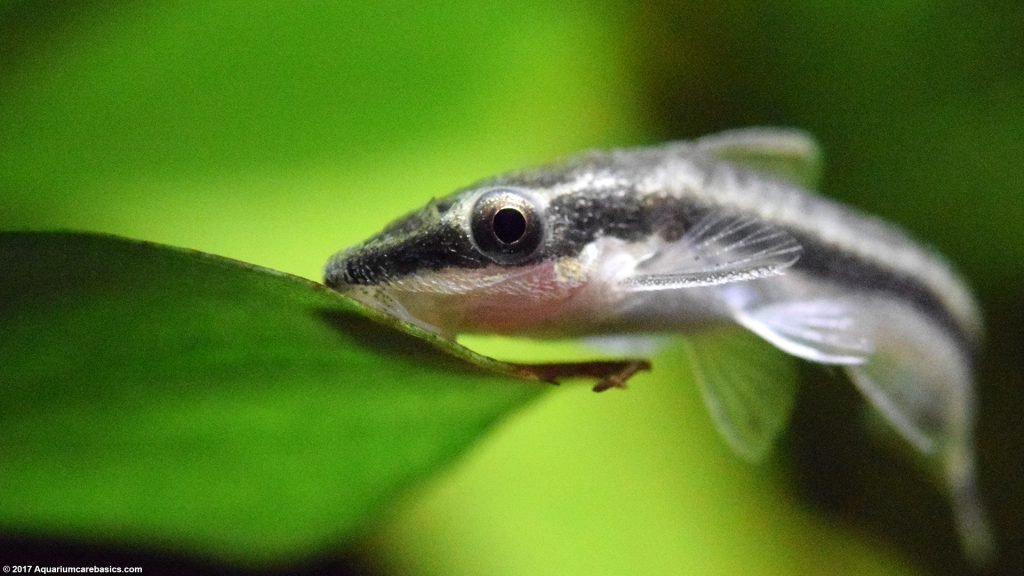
[324,184,608,336]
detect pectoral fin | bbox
[696,127,823,188]
[621,212,802,291]
[683,329,799,462]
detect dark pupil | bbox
[492,207,527,245]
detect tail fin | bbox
[841,299,994,565]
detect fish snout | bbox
[323,247,365,290]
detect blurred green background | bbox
[2,1,1022,575]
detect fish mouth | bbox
[323,246,365,289]
[323,269,347,290]
[321,247,342,287]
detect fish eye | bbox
[470,188,543,263]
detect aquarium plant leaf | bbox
[0,231,574,564]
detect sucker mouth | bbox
[322,264,345,289]
[323,248,363,289]
[323,272,344,289]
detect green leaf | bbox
[0,231,546,564]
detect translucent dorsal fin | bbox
[696,127,823,189]
[683,329,799,462]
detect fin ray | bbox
[622,212,802,291]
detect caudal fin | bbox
[839,299,994,565]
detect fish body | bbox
[324,128,992,562]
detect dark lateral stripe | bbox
[789,231,976,355]
[544,187,690,257]
[544,189,976,354]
